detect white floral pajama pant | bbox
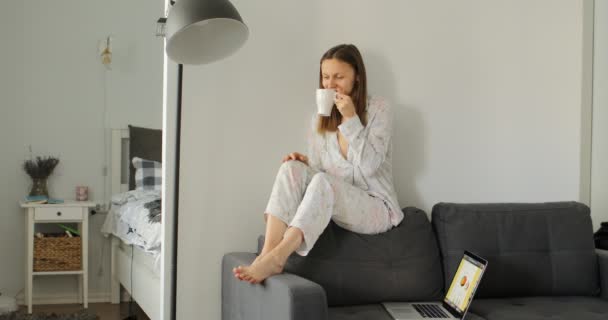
[264,160,392,256]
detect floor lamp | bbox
[159,1,249,319]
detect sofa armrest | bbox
[598,249,608,300]
[222,252,328,320]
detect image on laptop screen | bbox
[444,253,486,314]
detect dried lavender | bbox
[23,156,60,179]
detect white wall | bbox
[0,0,164,303]
[0,0,25,301]
[177,1,592,319]
[592,0,608,231]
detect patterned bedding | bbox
[101,190,162,264]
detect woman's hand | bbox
[334,93,356,120]
[282,152,309,165]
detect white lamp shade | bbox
[165,0,249,65]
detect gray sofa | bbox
[222,202,608,320]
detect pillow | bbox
[282,207,444,306]
[128,125,162,190]
[132,157,162,191]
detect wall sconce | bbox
[100,36,112,69]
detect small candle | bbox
[76,186,88,201]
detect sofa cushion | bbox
[328,304,487,320]
[432,202,600,298]
[470,297,608,320]
[328,304,393,320]
[283,207,444,306]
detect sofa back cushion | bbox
[282,207,444,306]
[432,202,599,298]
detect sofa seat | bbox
[328,305,392,320]
[328,304,486,320]
[470,296,608,320]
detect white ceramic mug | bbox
[316,88,336,116]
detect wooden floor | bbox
[20,302,150,320]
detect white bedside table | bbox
[20,201,95,314]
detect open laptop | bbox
[383,251,488,320]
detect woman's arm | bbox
[338,99,392,177]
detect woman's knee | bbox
[308,172,331,190]
[279,160,307,174]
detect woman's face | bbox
[321,58,357,95]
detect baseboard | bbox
[15,291,131,305]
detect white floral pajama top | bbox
[265,96,403,255]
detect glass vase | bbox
[29,178,49,197]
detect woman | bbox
[233,44,403,284]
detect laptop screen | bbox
[444,252,487,315]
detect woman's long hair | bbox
[317,44,368,134]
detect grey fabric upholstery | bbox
[432,202,600,298]
[282,207,444,306]
[127,125,162,190]
[327,305,487,320]
[470,296,608,320]
[222,252,328,320]
[599,249,608,300]
[328,305,393,320]
[223,202,605,320]
[462,312,487,320]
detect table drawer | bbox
[34,207,83,221]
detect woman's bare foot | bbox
[233,253,285,284]
[232,253,265,280]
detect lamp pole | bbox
[170,62,182,320]
[161,1,248,319]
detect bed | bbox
[102,127,162,320]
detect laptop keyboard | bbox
[412,304,451,318]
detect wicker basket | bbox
[33,235,82,272]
